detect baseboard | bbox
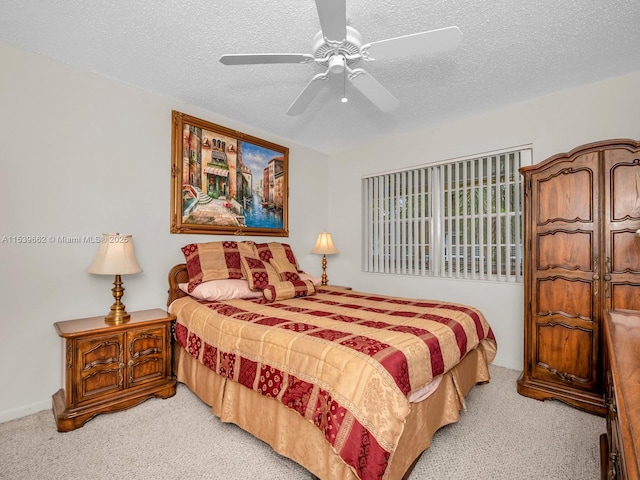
[0,399,51,423]
[491,356,522,372]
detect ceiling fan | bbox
[219,0,463,116]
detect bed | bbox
[167,240,497,480]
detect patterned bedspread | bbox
[170,287,496,480]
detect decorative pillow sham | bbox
[178,279,263,301]
[181,241,256,292]
[240,255,280,291]
[269,258,301,282]
[255,242,301,272]
[297,272,322,286]
[262,279,316,303]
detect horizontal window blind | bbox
[362,147,530,282]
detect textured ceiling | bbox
[1,0,639,154]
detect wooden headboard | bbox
[167,263,189,307]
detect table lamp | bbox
[311,231,339,286]
[86,233,142,324]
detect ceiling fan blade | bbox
[349,69,399,112]
[364,26,463,61]
[220,53,314,65]
[315,0,347,42]
[286,73,328,116]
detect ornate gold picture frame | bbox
[170,110,289,236]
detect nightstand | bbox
[52,308,177,432]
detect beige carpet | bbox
[0,366,605,479]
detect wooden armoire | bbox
[517,139,640,416]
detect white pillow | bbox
[178,279,263,301]
[298,272,322,286]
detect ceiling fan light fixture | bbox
[328,54,345,74]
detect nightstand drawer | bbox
[127,325,168,387]
[76,333,124,404]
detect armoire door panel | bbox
[536,277,593,320]
[611,230,640,273]
[610,283,640,310]
[537,230,593,271]
[608,161,640,221]
[534,323,595,386]
[536,168,594,225]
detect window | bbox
[362,146,531,282]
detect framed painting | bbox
[170,110,289,236]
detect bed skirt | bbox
[173,339,494,480]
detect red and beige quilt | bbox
[170,286,496,480]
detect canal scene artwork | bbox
[171,111,289,236]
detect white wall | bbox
[326,70,640,371]
[0,42,329,421]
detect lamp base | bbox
[104,308,131,325]
[104,274,131,325]
[320,254,328,286]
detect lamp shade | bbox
[86,233,142,275]
[311,232,339,255]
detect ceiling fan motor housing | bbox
[313,26,363,68]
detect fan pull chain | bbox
[341,70,348,103]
